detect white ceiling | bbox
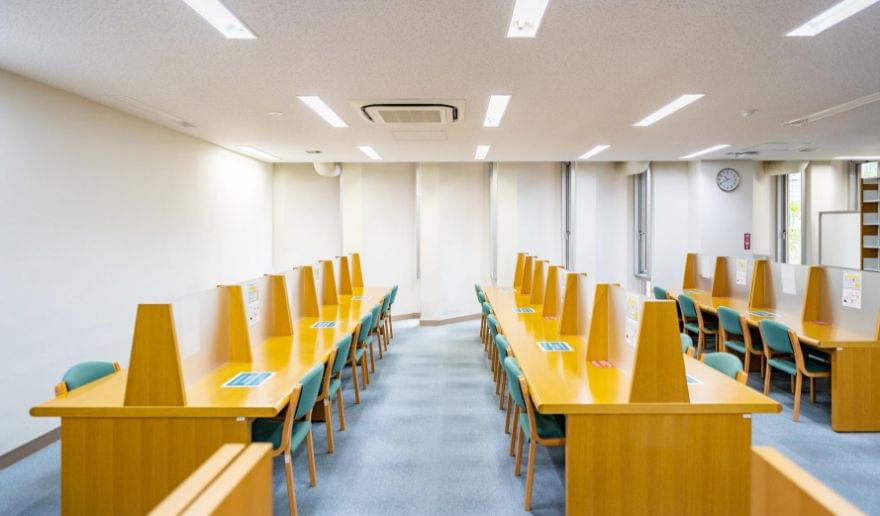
[1,0,879,162]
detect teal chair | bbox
[251,362,323,515]
[350,312,373,402]
[653,286,669,300]
[717,306,764,378]
[486,314,500,373]
[677,294,718,357]
[376,294,393,353]
[368,304,383,370]
[759,319,830,422]
[503,357,566,511]
[383,285,399,341]
[680,333,695,357]
[316,334,353,453]
[55,361,120,396]
[701,352,747,383]
[480,301,493,344]
[494,335,517,437]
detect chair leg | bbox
[498,376,506,409]
[514,429,524,476]
[509,406,520,456]
[306,429,317,487]
[283,452,297,516]
[504,394,513,434]
[793,373,803,422]
[697,331,705,357]
[323,399,334,454]
[743,352,751,378]
[761,356,766,378]
[336,388,347,430]
[389,315,394,339]
[810,377,816,404]
[361,354,370,387]
[350,361,361,404]
[763,363,772,395]
[524,440,537,511]
[369,342,376,372]
[377,332,384,359]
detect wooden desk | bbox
[31,286,390,515]
[672,288,880,431]
[484,285,780,515]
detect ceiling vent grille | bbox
[362,103,457,125]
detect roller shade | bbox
[762,161,808,176]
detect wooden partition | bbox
[751,446,863,516]
[529,259,547,304]
[748,259,772,309]
[319,259,339,305]
[682,252,699,289]
[337,255,353,295]
[559,272,588,336]
[520,255,534,295]
[280,265,320,320]
[149,444,273,516]
[542,265,563,318]
[513,252,526,290]
[350,252,364,288]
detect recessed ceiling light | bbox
[297,96,349,128]
[105,96,195,127]
[358,145,382,160]
[507,0,550,38]
[834,156,880,160]
[634,94,704,127]
[484,95,512,127]
[475,145,491,160]
[578,145,611,160]
[680,144,730,160]
[783,91,880,126]
[786,0,880,37]
[237,146,279,161]
[181,0,256,39]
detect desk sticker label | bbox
[842,271,862,309]
[590,360,615,368]
[311,321,339,329]
[686,375,703,385]
[513,307,535,314]
[749,310,776,318]
[538,341,573,352]
[245,283,261,326]
[351,296,369,301]
[736,259,748,286]
[223,371,275,388]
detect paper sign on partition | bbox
[735,259,747,286]
[625,293,640,348]
[781,265,797,296]
[842,271,862,309]
[245,283,261,325]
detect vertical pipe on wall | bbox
[490,162,498,284]
[415,163,421,280]
[562,162,575,270]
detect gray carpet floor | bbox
[1,320,879,515]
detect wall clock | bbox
[717,168,741,192]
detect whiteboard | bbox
[819,211,861,269]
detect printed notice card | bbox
[624,293,641,347]
[736,259,748,286]
[245,283,261,326]
[223,371,275,388]
[842,271,862,309]
[311,321,339,329]
[538,341,573,352]
[513,307,535,314]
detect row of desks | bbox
[670,288,880,431]
[483,285,780,515]
[31,286,391,515]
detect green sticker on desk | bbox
[538,341,573,352]
[513,307,535,314]
[223,372,275,388]
[351,296,369,301]
[311,321,339,329]
[686,375,703,385]
[749,310,776,318]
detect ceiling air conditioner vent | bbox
[353,100,465,125]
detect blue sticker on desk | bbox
[311,321,339,329]
[223,371,275,388]
[686,375,703,385]
[538,341,573,352]
[513,307,535,314]
[749,310,776,318]
[351,296,369,301]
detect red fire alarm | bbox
[744,233,751,250]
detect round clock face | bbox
[717,168,741,192]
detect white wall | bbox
[651,162,690,289]
[341,163,419,315]
[273,163,341,268]
[807,161,850,264]
[0,69,274,454]
[419,163,490,320]
[752,164,776,257]
[691,160,757,258]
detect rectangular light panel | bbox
[297,96,349,128]
[634,94,704,127]
[508,0,551,38]
[181,0,256,39]
[484,95,512,127]
[787,0,880,36]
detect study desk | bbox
[483,286,780,515]
[30,286,390,515]
[672,288,880,431]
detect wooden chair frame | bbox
[315,337,350,454]
[762,327,831,422]
[514,376,565,511]
[718,314,766,379]
[267,384,317,516]
[54,361,121,396]
[680,298,717,357]
[349,322,371,403]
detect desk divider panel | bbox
[319,260,339,305]
[803,265,880,336]
[227,275,293,347]
[682,253,698,289]
[286,265,319,319]
[587,284,689,403]
[520,255,534,295]
[125,304,188,406]
[709,256,753,298]
[749,259,771,309]
[336,256,353,295]
[542,265,563,318]
[513,252,526,290]
[350,252,364,288]
[560,272,588,336]
[710,256,729,296]
[766,262,813,316]
[529,259,547,304]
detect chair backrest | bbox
[390,285,399,304]
[653,286,669,301]
[331,334,353,375]
[760,319,794,354]
[477,291,486,304]
[381,294,392,314]
[481,301,491,315]
[680,333,695,354]
[717,307,744,337]
[60,361,118,392]
[702,352,744,380]
[294,363,325,419]
[503,357,526,411]
[487,315,499,339]
[495,334,510,364]
[677,294,699,319]
[357,313,373,344]
[370,305,382,330]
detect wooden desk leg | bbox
[60,417,250,515]
[831,348,880,432]
[566,413,750,515]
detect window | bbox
[777,172,804,264]
[634,169,650,278]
